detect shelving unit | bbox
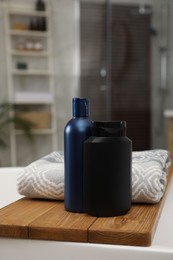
[10,29,49,37]
[4,0,58,166]
[8,8,49,17]
[12,70,52,75]
[11,50,49,56]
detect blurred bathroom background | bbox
[0,0,172,166]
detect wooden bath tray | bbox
[0,166,172,247]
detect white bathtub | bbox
[0,167,173,260]
[0,167,24,208]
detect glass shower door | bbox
[80,1,151,150]
[80,1,107,121]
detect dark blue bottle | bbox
[64,97,91,212]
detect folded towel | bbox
[17,149,171,204]
[132,150,170,203]
[17,151,64,200]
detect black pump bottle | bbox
[83,121,132,217]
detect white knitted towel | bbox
[17,151,64,200]
[132,149,170,203]
[17,149,171,204]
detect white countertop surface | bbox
[0,167,173,260]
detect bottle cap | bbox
[72,97,89,117]
[91,121,126,137]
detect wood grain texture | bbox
[0,198,57,239]
[0,167,172,246]
[88,166,173,246]
[29,202,96,242]
[88,205,155,246]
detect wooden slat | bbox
[88,205,155,246]
[29,202,96,242]
[0,167,172,246]
[0,198,57,239]
[88,166,173,246]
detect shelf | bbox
[9,8,49,17]
[164,110,173,118]
[14,99,53,105]
[15,129,55,135]
[10,30,49,37]
[12,69,52,76]
[11,50,48,57]
[14,91,53,104]
[14,100,53,105]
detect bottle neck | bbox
[72,97,89,117]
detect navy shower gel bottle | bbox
[64,97,91,212]
[84,121,132,217]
